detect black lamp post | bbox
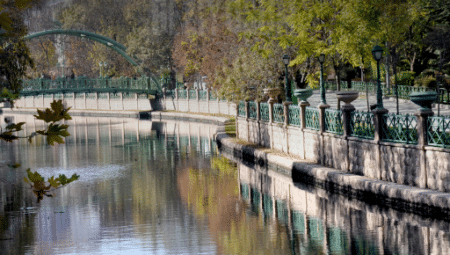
[372,45,384,109]
[283,54,291,102]
[318,53,326,104]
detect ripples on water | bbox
[0,114,449,254]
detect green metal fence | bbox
[305,107,320,130]
[260,103,269,122]
[427,116,450,148]
[325,109,344,135]
[350,110,375,139]
[188,89,197,99]
[249,101,257,119]
[178,89,187,99]
[199,90,207,100]
[21,76,162,95]
[382,113,418,144]
[209,92,217,100]
[273,103,284,123]
[288,105,301,126]
[238,101,246,117]
[165,89,175,98]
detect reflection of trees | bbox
[177,156,294,254]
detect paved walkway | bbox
[307,90,450,115]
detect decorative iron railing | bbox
[199,90,207,100]
[382,113,418,144]
[350,111,375,139]
[273,103,284,123]
[249,101,257,119]
[260,103,269,122]
[209,92,217,100]
[305,107,320,130]
[165,89,175,98]
[177,89,187,99]
[427,116,450,148]
[325,109,343,135]
[188,89,197,99]
[288,105,301,126]
[238,101,246,117]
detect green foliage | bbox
[0,99,79,202]
[396,71,416,86]
[415,75,437,88]
[34,100,72,145]
[23,169,80,202]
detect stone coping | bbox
[216,131,450,217]
[0,108,142,118]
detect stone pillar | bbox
[341,104,356,138]
[84,92,87,110]
[96,92,99,110]
[299,101,310,130]
[319,103,330,165]
[162,88,166,100]
[244,100,250,120]
[416,109,434,189]
[206,88,210,114]
[120,92,124,110]
[283,101,292,127]
[196,88,200,113]
[372,108,389,142]
[72,93,75,109]
[174,88,179,111]
[318,103,330,133]
[107,92,111,110]
[268,99,275,124]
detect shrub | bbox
[415,75,437,89]
[396,71,415,86]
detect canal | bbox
[0,114,449,254]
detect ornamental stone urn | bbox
[336,91,359,106]
[409,91,438,111]
[263,88,283,103]
[293,88,313,103]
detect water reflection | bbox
[234,157,450,255]
[0,115,218,254]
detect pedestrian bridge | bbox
[16,77,166,111]
[20,76,163,96]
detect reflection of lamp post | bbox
[318,53,326,104]
[372,45,384,109]
[283,54,291,102]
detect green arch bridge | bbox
[20,77,164,96]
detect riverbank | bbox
[3,107,450,217]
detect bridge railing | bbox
[20,76,162,94]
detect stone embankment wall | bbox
[236,101,450,193]
[154,88,237,116]
[14,92,153,111]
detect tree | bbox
[0,0,37,103]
